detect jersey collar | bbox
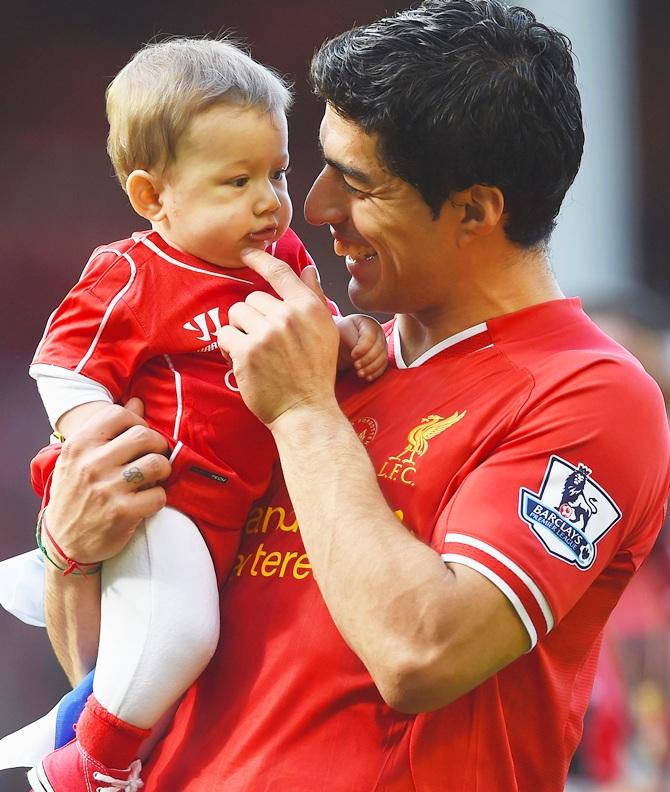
[390,298,580,369]
[391,319,492,369]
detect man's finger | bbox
[120,452,172,489]
[102,424,170,465]
[124,397,145,418]
[217,324,249,360]
[128,486,168,522]
[245,290,284,315]
[300,265,329,307]
[67,403,148,446]
[227,301,270,333]
[240,247,310,301]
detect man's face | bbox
[158,104,292,268]
[304,104,460,315]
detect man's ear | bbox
[451,185,505,245]
[126,170,166,221]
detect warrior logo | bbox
[183,307,223,343]
[378,411,466,487]
[519,456,621,569]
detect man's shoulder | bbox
[490,300,658,403]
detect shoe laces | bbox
[92,759,143,791]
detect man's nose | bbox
[304,166,346,226]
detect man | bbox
[39,1,670,790]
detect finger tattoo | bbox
[123,466,145,483]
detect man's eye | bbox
[342,179,366,197]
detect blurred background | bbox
[0,1,668,790]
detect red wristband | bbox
[40,511,102,577]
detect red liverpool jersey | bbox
[143,298,670,791]
[30,229,314,574]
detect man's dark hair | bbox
[310,0,584,247]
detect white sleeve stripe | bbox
[78,247,123,281]
[74,252,138,375]
[445,532,554,632]
[34,247,130,362]
[442,553,538,650]
[169,440,183,464]
[163,355,183,441]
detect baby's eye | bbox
[229,176,249,188]
[271,166,292,181]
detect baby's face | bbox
[158,104,292,268]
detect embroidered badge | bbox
[351,416,378,445]
[519,456,621,569]
[378,411,466,488]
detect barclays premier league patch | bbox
[519,456,621,570]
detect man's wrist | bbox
[269,398,345,444]
[36,508,102,577]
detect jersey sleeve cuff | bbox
[441,533,554,650]
[30,364,114,429]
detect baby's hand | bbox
[336,314,388,382]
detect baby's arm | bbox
[56,400,115,439]
[335,314,388,382]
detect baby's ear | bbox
[126,170,166,221]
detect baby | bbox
[25,37,387,792]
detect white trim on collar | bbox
[141,236,254,284]
[393,319,489,369]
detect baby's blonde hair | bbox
[106,37,293,188]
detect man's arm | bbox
[42,400,170,684]
[271,405,529,711]
[218,254,528,712]
[44,564,101,686]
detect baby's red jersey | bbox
[30,228,314,575]
[141,298,670,791]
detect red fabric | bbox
[141,299,669,792]
[77,695,150,769]
[36,737,142,791]
[30,443,61,500]
[30,228,316,577]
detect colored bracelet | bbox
[35,509,102,577]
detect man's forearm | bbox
[270,402,529,711]
[44,564,101,686]
[270,402,454,703]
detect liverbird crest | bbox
[390,411,467,465]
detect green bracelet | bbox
[35,509,102,577]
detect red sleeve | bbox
[437,360,670,648]
[32,248,151,401]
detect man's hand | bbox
[45,399,171,564]
[217,251,341,426]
